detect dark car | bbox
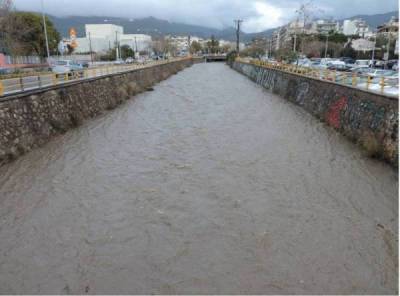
[327,64,351,72]
[340,57,355,65]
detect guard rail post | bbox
[19,77,24,91]
[366,76,372,90]
[352,73,357,86]
[380,77,385,93]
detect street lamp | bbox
[41,0,50,60]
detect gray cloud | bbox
[13,0,399,33]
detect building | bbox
[377,16,399,37]
[74,24,152,55]
[343,19,370,37]
[351,38,375,52]
[120,34,152,52]
[165,35,191,53]
[311,20,340,35]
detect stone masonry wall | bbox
[232,61,398,166]
[0,59,193,166]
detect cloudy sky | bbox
[13,0,399,33]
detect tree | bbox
[240,46,265,58]
[207,35,220,54]
[317,31,347,44]
[190,40,202,54]
[340,44,357,59]
[3,11,60,57]
[0,0,14,54]
[120,45,134,59]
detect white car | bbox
[365,69,395,78]
[51,60,83,75]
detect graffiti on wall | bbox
[326,96,348,129]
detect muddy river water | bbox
[0,63,397,294]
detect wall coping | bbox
[0,59,189,103]
[234,61,399,102]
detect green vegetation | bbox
[190,40,202,54]
[2,11,60,57]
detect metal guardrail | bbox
[236,58,399,97]
[0,57,190,97]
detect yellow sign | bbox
[69,28,78,48]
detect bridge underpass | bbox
[0,63,397,294]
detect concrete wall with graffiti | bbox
[232,61,398,166]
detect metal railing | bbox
[236,58,399,97]
[0,57,190,97]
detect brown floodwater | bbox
[0,63,397,294]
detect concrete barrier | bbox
[0,59,193,166]
[232,61,398,166]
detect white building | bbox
[343,19,370,37]
[311,20,340,34]
[74,24,152,55]
[120,34,152,52]
[351,38,375,52]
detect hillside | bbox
[47,11,398,42]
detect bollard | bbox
[366,76,372,90]
[64,72,68,81]
[38,75,42,88]
[379,77,385,93]
[52,74,57,85]
[352,73,357,86]
[0,81,3,96]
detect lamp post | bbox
[41,0,50,60]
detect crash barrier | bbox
[237,58,398,97]
[0,58,189,97]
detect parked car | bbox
[364,69,395,78]
[125,57,134,64]
[327,63,351,72]
[340,57,355,65]
[355,59,371,67]
[114,59,125,65]
[78,61,90,68]
[350,66,371,75]
[51,60,84,75]
[372,60,385,68]
[0,67,13,75]
[392,62,398,71]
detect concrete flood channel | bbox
[0,63,397,294]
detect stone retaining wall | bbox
[232,61,398,166]
[0,59,193,166]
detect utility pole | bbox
[234,19,243,54]
[324,33,329,58]
[187,35,191,55]
[371,33,377,65]
[88,32,93,65]
[41,0,50,60]
[385,28,391,69]
[115,31,119,60]
[134,36,138,58]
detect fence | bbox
[236,58,399,97]
[2,55,44,65]
[0,57,190,97]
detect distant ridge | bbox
[46,11,398,42]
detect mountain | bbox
[48,15,221,39]
[47,11,398,42]
[340,11,398,29]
